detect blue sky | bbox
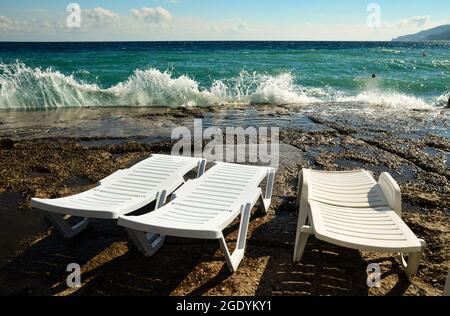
[0,0,449,41]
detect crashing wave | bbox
[0,63,318,109]
[0,62,444,110]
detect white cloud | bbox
[382,15,431,29]
[162,15,254,38]
[0,15,61,34]
[0,15,15,31]
[0,7,449,42]
[398,16,430,28]
[228,20,251,33]
[85,7,120,23]
[131,7,173,25]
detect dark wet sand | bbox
[0,104,448,296]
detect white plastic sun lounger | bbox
[293,169,426,279]
[444,270,450,296]
[31,155,206,239]
[118,162,275,272]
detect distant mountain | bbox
[393,24,450,42]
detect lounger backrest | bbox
[101,154,200,196]
[172,162,272,215]
[305,169,389,208]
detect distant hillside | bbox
[393,24,450,42]
[427,30,450,41]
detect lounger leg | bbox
[294,170,312,263]
[258,169,275,214]
[125,229,166,257]
[294,171,313,263]
[293,221,312,263]
[400,239,426,279]
[219,203,252,273]
[197,159,207,178]
[126,190,168,256]
[155,190,168,210]
[45,212,90,239]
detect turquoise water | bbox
[0,41,449,109]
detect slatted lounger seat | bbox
[31,155,206,239]
[118,162,275,272]
[293,169,426,279]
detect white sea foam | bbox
[107,68,215,107]
[337,90,433,110]
[249,73,319,105]
[380,49,402,54]
[436,91,449,107]
[0,62,104,109]
[338,77,435,110]
[0,62,443,110]
[0,63,319,108]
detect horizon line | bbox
[0,39,414,43]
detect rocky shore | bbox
[0,104,448,296]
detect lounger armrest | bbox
[379,172,402,217]
[297,169,310,208]
[241,187,263,208]
[297,169,310,226]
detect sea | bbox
[0,41,449,110]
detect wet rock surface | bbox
[0,105,448,296]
